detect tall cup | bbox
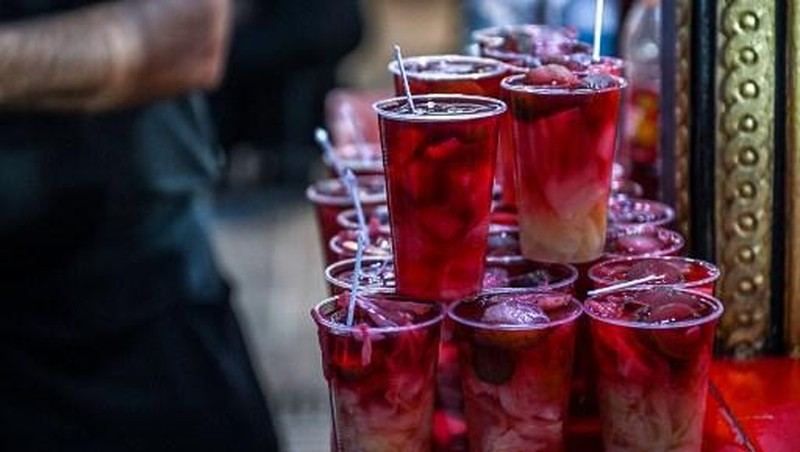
[311,292,444,452]
[374,94,506,302]
[585,288,724,452]
[501,69,625,263]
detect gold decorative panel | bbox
[787,0,800,357]
[714,1,775,357]
[674,0,691,243]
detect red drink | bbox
[312,292,444,451]
[588,256,721,295]
[323,143,384,177]
[584,288,723,452]
[604,225,685,259]
[324,256,395,295]
[540,53,625,76]
[329,228,392,262]
[306,176,386,267]
[502,68,625,263]
[608,197,675,228]
[473,24,585,69]
[336,204,391,234]
[375,95,505,302]
[389,54,510,98]
[450,291,582,451]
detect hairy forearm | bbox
[0,0,231,112]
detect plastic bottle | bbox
[620,0,662,199]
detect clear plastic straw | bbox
[314,127,345,176]
[592,0,605,62]
[342,169,369,326]
[586,274,666,297]
[393,44,418,114]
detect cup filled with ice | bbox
[449,290,582,451]
[306,176,387,267]
[608,197,676,228]
[588,256,721,295]
[336,204,391,234]
[501,66,625,263]
[604,224,685,259]
[584,287,723,452]
[329,228,392,263]
[374,94,506,302]
[388,54,511,98]
[472,24,585,69]
[311,291,445,451]
[324,256,396,295]
[322,142,384,177]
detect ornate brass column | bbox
[672,1,780,357]
[714,3,775,356]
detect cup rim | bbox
[482,259,580,293]
[583,287,725,330]
[335,204,391,232]
[305,175,387,206]
[328,229,392,259]
[608,197,677,227]
[587,255,722,289]
[311,291,446,334]
[500,72,628,95]
[387,54,511,81]
[448,290,583,331]
[324,255,395,291]
[471,24,578,45]
[372,94,507,122]
[603,224,686,259]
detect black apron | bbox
[0,2,279,451]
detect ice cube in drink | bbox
[329,228,392,263]
[306,176,387,267]
[589,256,721,295]
[388,54,510,99]
[312,292,444,451]
[501,67,625,263]
[473,24,587,69]
[584,288,723,452]
[608,197,676,228]
[375,94,505,302]
[449,291,582,451]
[604,225,685,259]
[324,256,396,295]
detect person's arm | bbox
[0,0,231,112]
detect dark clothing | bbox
[212,0,362,185]
[0,2,279,451]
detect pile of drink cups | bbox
[307,24,723,452]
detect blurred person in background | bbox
[211,0,363,187]
[0,1,280,450]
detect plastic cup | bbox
[608,197,676,228]
[502,71,625,264]
[484,231,579,294]
[374,94,506,302]
[610,178,645,199]
[584,288,724,452]
[329,228,392,263]
[388,54,511,98]
[449,290,582,451]
[324,256,395,295]
[306,176,386,267]
[322,143,384,177]
[311,292,445,452]
[336,204,391,234]
[472,24,585,69]
[604,225,685,259]
[588,256,721,295]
